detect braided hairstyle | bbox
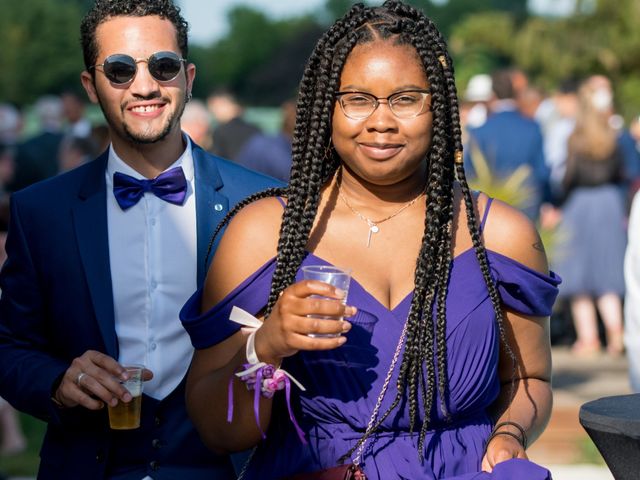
[209,0,515,461]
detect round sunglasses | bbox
[89,51,186,85]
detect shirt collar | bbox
[106,134,195,184]
[491,99,518,113]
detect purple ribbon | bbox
[113,166,187,210]
[227,363,307,444]
[284,374,307,443]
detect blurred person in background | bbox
[207,89,261,161]
[625,188,640,391]
[465,68,550,220]
[9,95,64,192]
[509,67,529,101]
[235,98,296,182]
[517,85,545,120]
[583,75,640,199]
[58,135,99,173]
[460,73,492,133]
[555,78,626,357]
[0,147,23,460]
[536,79,580,202]
[0,104,22,147]
[181,99,213,151]
[61,90,92,139]
[91,124,111,154]
[0,143,15,267]
[0,397,26,457]
[630,115,640,148]
[0,144,14,201]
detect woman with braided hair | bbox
[181,2,559,478]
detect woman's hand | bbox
[481,433,528,472]
[254,280,356,363]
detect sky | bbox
[177,0,578,46]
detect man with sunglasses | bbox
[0,1,280,479]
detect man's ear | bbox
[185,63,196,97]
[80,71,99,104]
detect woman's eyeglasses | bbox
[336,90,431,120]
[89,51,186,85]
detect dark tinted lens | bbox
[148,52,183,82]
[103,54,137,84]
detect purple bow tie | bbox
[113,166,187,210]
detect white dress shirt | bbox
[625,192,640,392]
[105,139,197,400]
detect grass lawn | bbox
[0,413,45,478]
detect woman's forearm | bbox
[490,377,553,447]
[186,338,275,452]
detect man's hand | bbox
[53,351,153,410]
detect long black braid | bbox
[206,0,516,464]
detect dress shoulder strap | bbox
[275,196,286,209]
[479,196,493,233]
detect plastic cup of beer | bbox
[301,265,351,338]
[108,364,144,430]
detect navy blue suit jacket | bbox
[465,108,550,218]
[0,142,281,479]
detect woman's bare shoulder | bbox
[203,196,285,307]
[481,198,549,274]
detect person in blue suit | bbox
[465,69,550,219]
[0,1,280,479]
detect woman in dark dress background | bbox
[556,78,627,357]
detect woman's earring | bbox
[323,140,334,161]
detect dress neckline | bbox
[303,248,481,314]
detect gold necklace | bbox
[337,175,425,248]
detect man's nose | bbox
[128,61,160,97]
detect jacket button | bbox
[154,416,161,426]
[152,438,162,449]
[96,450,104,462]
[150,460,159,471]
[214,203,223,211]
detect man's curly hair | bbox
[80,0,189,71]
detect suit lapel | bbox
[72,153,118,357]
[192,145,227,287]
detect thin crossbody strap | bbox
[352,321,408,466]
[236,447,257,480]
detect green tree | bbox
[324,0,361,20]
[449,12,516,86]
[514,0,640,117]
[447,0,640,119]
[404,0,528,37]
[191,7,323,105]
[0,0,85,106]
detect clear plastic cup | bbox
[301,265,351,338]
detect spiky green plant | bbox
[466,143,561,263]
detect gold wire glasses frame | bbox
[336,89,431,120]
[89,51,187,85]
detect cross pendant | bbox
[366,224,380,247]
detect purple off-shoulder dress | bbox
[181,206,561,480]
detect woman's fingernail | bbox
[341,321,352,332]
[346,306,357,316]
